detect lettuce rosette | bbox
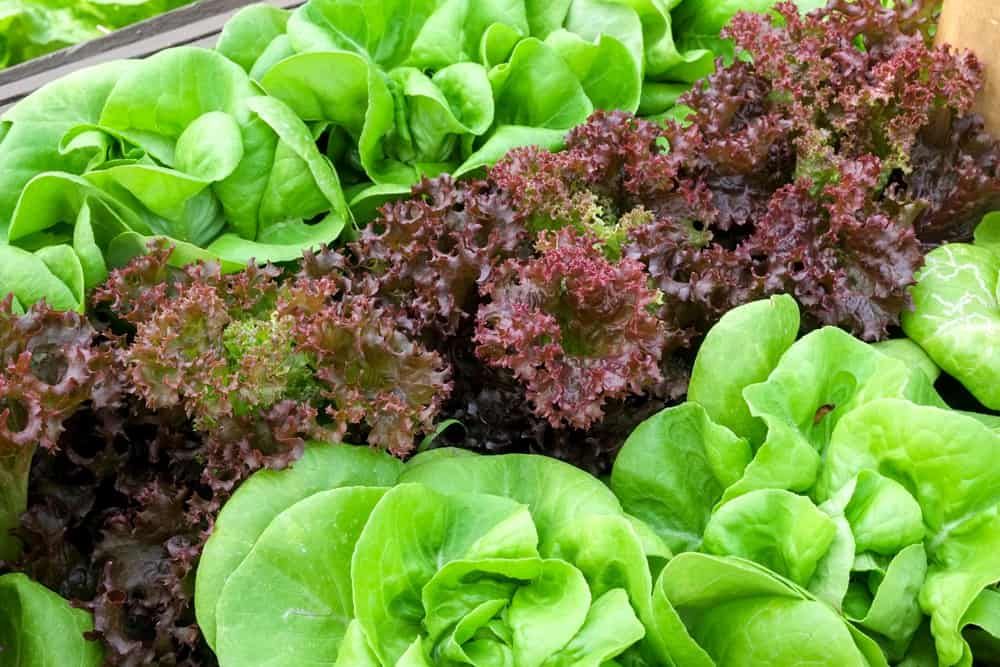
[194,444,669,666]
[0,47,353,309]
[611,296,1000,667]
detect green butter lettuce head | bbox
[402,448,671,663]
[201,450,651,665]
[774,470,927,660]
[652,553,889,667]
[902,242,1000,410]
[0,572,103,666]
[780,469,920,641]
[350,484,545,665]
[819,399,1000,667]
[97,47,319,243]
[606,295,1000,667]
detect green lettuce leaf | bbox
[195,443,403,648]
[722,326,914,501]
[610,402,750,554]
[214,486,390,664]
[902,243,1000,410]
[701,488,836,587]
[687,294,800,446]
[652,553,888,667]
[0,572,103,666]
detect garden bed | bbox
[1,1,1000,666]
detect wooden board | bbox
[0,0,304,113]
[936,0,1000,134]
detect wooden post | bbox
[936,0,1000,134]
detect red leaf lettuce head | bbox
[352,175,528,337]
[489,111,680,253]
[720,0,1000,239]
[474,228,666,429]
[279,273,453,456]
[109,245,451,458]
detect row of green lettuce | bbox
[8,292,1000,666]
[0,0,194,70]
[0,0,822,314]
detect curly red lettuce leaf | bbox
[474,228,666,429]
[0,297,210,664]
[748,156,923,339]
[78,477,204,667]
[721,0,999,240]
[490,111,683,241]
[0,298,116,562]
[101,245,451,458]
[351,175,528,337]
[907,113,1000,245]
[14,403,218,666]
[0,298,116,453]
[279,274,452,456]
[90,239,187,326]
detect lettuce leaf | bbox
[0,572,103,665]
[903,240,1000,410]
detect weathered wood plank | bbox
[0,0,304,112]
